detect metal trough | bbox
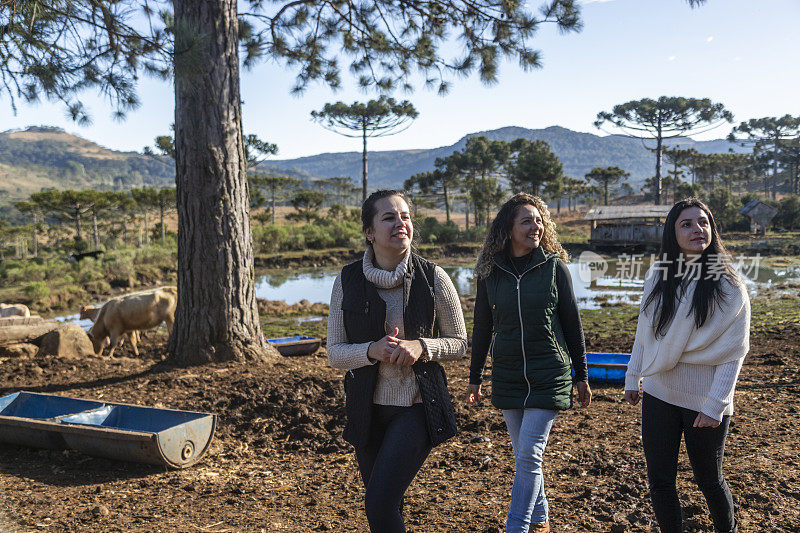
[0,392,216,468]
[267,335,322,356]
[584,352,631,383]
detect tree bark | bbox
[160,204,166,242]
[361,123,368,203]
[92,212,100,249]
[655,117,663,205]
[170,0,277,365]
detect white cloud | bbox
[581,0,615,3]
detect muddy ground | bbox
[0,322,798,532]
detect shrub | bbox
[23,281,50,302]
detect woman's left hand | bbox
[693,412,721,428]
[389,340,424,366]
[576,381,592,408]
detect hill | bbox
[0,126,174,199]
[0,125,747,204]
[261,125,748,188]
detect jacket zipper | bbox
[494,258,546,407]
[552,331,568,365]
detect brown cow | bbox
[1,303,30,318]
[80,304,140,348]
[88,287,177,357]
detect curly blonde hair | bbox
[475,193,568,279]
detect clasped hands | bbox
[367,327,424,367]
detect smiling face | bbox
[675,206,712,258]
[364,195,413,255]
[508,204,543,257]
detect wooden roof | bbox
[739,199,778,217]
[584,205,671,221]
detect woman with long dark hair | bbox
[327,190,467,532]
[625,198,750,533]
[468,192,590,533]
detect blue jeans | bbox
[502,408,559,532]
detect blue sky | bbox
[1,0,798,159]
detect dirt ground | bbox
[0,322,798,532]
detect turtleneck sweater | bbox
[327,249,467,406]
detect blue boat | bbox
[0,391,216,468]
[585,352,631,383]
[267,335,321,356]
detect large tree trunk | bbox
[170,0,276,365]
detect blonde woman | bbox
[467,193,591,533]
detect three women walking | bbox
[329,191,749,532]
[468,193,591,532]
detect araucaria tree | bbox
[595,97,733,204]
[507,139,563,195]
[2,0,702,365]
[729,115,800,199]
[585,167,630,205]
[312,97,418,202]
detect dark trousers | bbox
[354,403,432,533]
[642,392,737,533]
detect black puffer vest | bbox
[340,253,457,449]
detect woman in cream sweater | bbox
[625,198,749,533]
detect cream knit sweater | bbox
[327,250,467,406]
[625,268,751,421]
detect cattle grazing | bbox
[88,287,177,357]
[1,303,31,318]
[80,304,140,348]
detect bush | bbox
[252,221,361,254]
[23,281,50,302]
[776,195,800,229]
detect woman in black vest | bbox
[327,189,467,533]
[468,193,591,533]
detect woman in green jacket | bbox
[467,193,591,533]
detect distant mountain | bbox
[0,124,746,202]
[0,126,173,199]
[262,125,748,189]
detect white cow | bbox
[88,287,177,357]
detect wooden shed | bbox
[584,205,672,247]
[739,200,778,236]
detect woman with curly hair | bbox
[624,198,749,533]
[467,192,591,532]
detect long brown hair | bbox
[475,193,568,279]
[643,198,740,337]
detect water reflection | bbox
[252,258,800,309]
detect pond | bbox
[54,255,799,327]
[254,255,800,310]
